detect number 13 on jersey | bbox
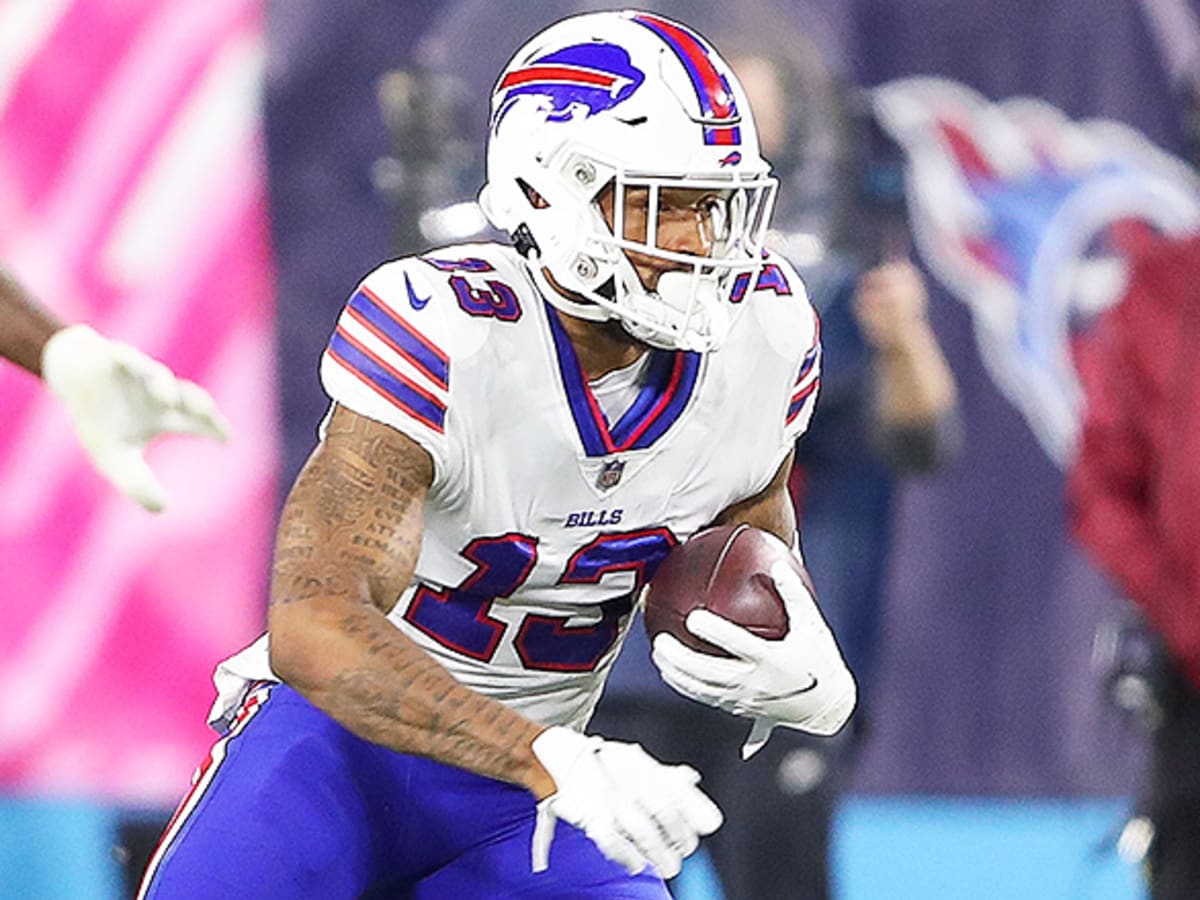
[403,527,677,671]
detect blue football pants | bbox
[138,683,670,899]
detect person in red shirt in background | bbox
[1069,232,1200,900]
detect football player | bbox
[138,10,855,898]
[0,265,230,512]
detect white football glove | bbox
[41,324,231,512]
[651,559,857,759]
[529,725,723,878]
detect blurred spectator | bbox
[1069,231,1200,900]
[0,265,230,512]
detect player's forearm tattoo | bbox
[270,409,544,787]
[327,620,539,782]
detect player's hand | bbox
[651,560,857,759]
[41,324,231,512]
[529,725,723,878]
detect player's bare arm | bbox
[0,265,64,374]
[714,448,798,547]
[268,404,554,798]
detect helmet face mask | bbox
[479,10,778,352]
[593,173,776,350]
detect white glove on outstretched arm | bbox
[41,324,231,512]
[529,725,723,878]
[652,559,857,760]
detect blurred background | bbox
[3,0,1198,897]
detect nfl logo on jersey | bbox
[596,459,625,490]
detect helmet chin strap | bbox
[522,229,731,351]
[619,272,728,352]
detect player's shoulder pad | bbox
[744,250,818,363]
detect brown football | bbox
[643,523,809,656]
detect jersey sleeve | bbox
[319,259,458,483]
[784,303,822,444]
[750,253,822,445]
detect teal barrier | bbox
[0,794,1148,900]
[833,796,1148,900]
[0,797,123,900]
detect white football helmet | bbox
[479,10,777,352]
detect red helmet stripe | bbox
[632,13,735,120]
[500,64,617,91]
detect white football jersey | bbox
[211,243,820,730]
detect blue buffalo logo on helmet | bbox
[492,43,645,128]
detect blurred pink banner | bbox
[0,0,276,803]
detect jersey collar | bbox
[545,303,702,457]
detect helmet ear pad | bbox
[480,142,624,323]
